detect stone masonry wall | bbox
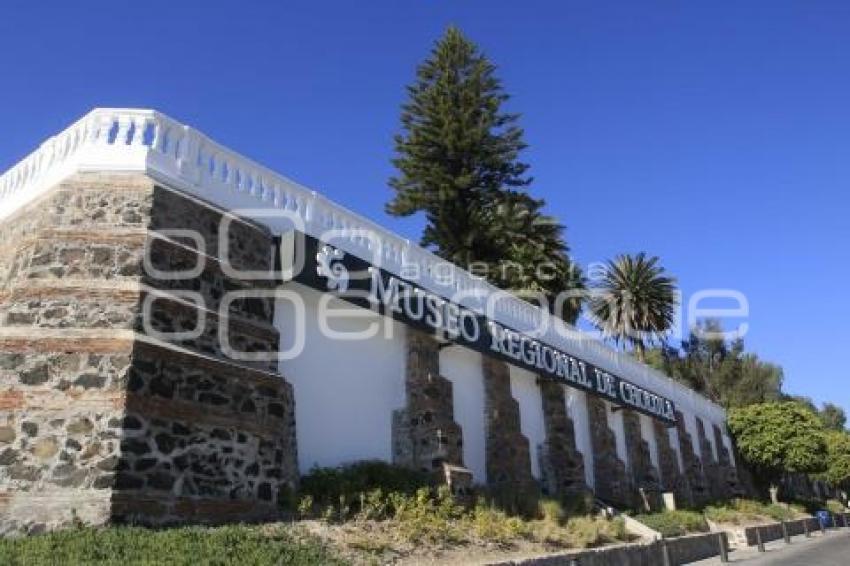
[586,396,633,507]
[697,417,727,501]
[622,410,661,510]
[0,173,297,533]
[676,410,709,506]
[712,423,747,498]
[538,380,586,499]
[392,328,464,474]
[653,419,691,507]
[482,358,534,488]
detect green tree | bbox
[477,192,585,323]
[819,430,850,489]
[589,253,677,361]
[728,401,828,502]
[388,26,530,267]
[645,321,783,408]
[819,403,847,431]
[388,26,584,322]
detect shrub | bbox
[392,487,465,544]
[538,498,566,525]
[299,461,432,519]
[297,495,314,519]
[826,499,846,514]
[463,501,530,544]
[637,510,708,538]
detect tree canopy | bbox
[819,430,850,488]
[388,26,584,323]
[819,403,847,431]
[727,401,827,489]
[645,320,783,408]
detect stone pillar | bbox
[392,328,464,474]
[623,410,661,510]
[713,424,747,498]
[696,417,729,499]
[653,420,691,507]
[675,410,709,506]
[482,357,535,507]
[0,174,299,533]
[538,380,586,499]
[586,396,632,507]
[697,418,726,501]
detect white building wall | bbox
[440,346,487,483]
[639,414,660,470]
[276,283,406,473]
[565,387,594,488]
[508,366,546,480]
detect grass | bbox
[0,524,344,566]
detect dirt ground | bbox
[290,520,591,565]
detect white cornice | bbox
[0,108,727,424]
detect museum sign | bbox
[277,232,677,425]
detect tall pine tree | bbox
[388,26,584,323]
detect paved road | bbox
[694,530,850,565]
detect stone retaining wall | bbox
[744,516,825,546]
[493,532,725,565]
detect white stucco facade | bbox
[277,284,407,472]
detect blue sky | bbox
[1,1,848,412]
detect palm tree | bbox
[589,253,677,361]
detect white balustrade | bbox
[0,108,727,426]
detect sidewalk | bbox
[692,527,847,564]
